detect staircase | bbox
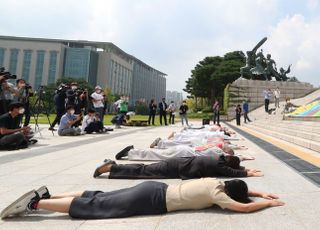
[233,89,320,153]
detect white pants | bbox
[128,146,224,161]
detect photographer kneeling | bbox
[0,102,37,150]
[58,105,82,136]
[81,109,106,134]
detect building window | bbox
[34,50,45,89]
[0,48,5,67]
[22,50,32,81]
[48,51,58,84]
[9,49,19,74]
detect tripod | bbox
[31,86,54,136]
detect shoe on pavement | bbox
[36,186,51,199]
[150,137,161,148]
[0,190,40,219]
[115,145,134,160]
[93,159,116,178]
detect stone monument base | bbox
[226,78,315,120]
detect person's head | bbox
[87,108,96,117]
[150,99,154,104]
[171,101,174,104]
[222,147,234,155]
[95,86,102,94]
[267,54,271,59]
[224,179,251,203]
[70,82,78,90]
[183,100,186,104]
[224,155,240,169]
[66,105,75,115]
[9,102,24,116]
[162,98,166,102]
[16,79,26,88]
[237,104,241,108]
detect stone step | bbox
[251,119,320,130]
[244,123,320,153]
[247,122,320,142]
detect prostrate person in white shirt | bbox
[90,86,105,122]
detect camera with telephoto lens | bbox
[0,67,17,80]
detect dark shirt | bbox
[0,113,21,138]
[149,103,157,114]
[177,156,248,179]
[179,105,188,115]
[159,101,168,112]
[54,93,66,109]
[236,107,242,115]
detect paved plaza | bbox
[0,122,319,230]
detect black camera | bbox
[25,84,32,89]
[0,67,17,80]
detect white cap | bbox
[95,85,102,90]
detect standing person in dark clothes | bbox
[93,151,263,179]
[49,84,67,131]
[158,98,168,126]
[1,178,284,220]
[212,99,220,125]
[236,104,242,126]
[179,100,189,126]
[242,100,251,123]
[148,99,157,125]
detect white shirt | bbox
[81,115,96,131]
[274,90,280,99]
[91,92,104,108]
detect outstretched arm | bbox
[248,190,279,200]
[225,199,285,213]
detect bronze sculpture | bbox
[240,37,292,81]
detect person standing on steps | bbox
[242,100,251,123]
[274,87,281,109]
[236,104,242,126]
[263,89,272,113]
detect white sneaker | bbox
[0,190,37,219]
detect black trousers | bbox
[159,111,167,125]
[23,102,31,127]
[265,99,270,112]
[109,156,222,180]
[0,133,28,150]
[51,108,65,128]
[236,114,241,126]
[69,181,167,219]
[169,112,175,124]
[244,112,251,123]
[148,113,155,125]
[213,111,220,125]
[85,121,104,134]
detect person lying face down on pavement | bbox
[1,178,284,220]
[93,147,263,179]
[116,144,254,162]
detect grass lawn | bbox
[29,114,165,126]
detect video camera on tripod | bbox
[0,67,17,80]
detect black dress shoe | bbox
[93,159,116,178]
[115,145,134,160]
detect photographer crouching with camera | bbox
[0,69,37,150]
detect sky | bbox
[0,0,319,94]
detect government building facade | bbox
[0,35,166,105]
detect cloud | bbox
[265,14,320,86]
[0,0,319,91]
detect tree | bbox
[184,51,245,107]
